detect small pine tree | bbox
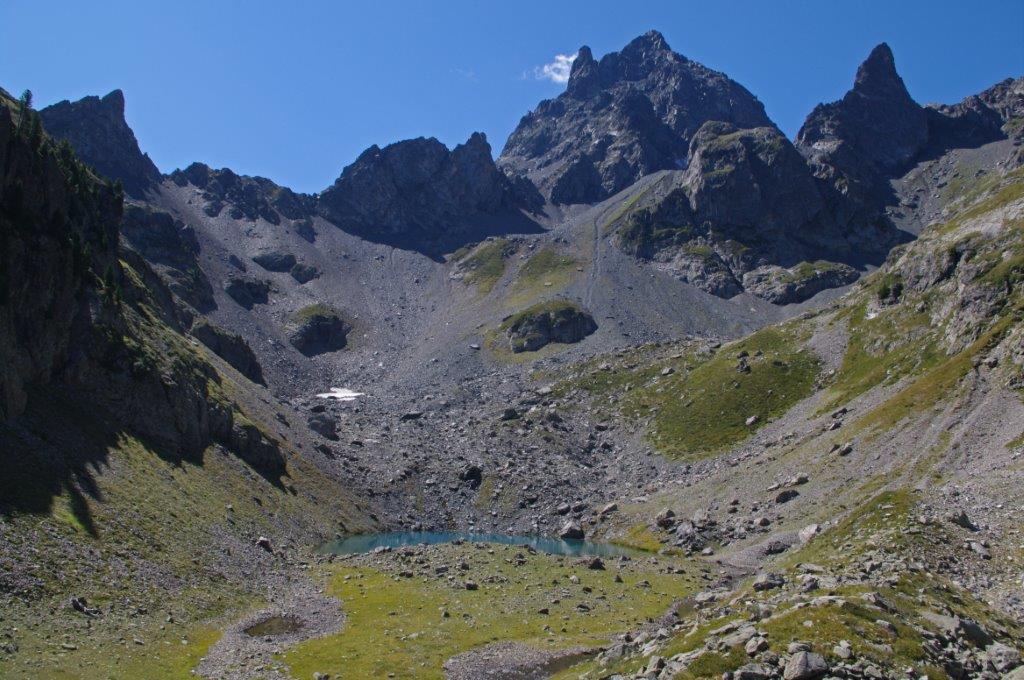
[27,112,43,149]
[17,90,33,134]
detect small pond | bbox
[244,615,302,637]
[319,531,638,557]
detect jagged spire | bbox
[853,43,913,101]
[567,45,599,98]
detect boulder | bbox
[307,414,339,441]
[783,651,828,680]
[752,573,784,591]
[253,250,297,272]
[504,301,597,353]
[290,262,320,284]
[559,521,585,540]
[287,306,350,356]
[458,464,483,489]
[224,277,270,309]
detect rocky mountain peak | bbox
[317,133,541,254]
[566,45,599,98]
[40,89,161,198]
[613,29,675,75]
[852,43,916,103]
[100,88,127,114]
[500,32,771,204]
[797,43,927,175]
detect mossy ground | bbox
[624,325,820,460]
[455,238,513,295]
[549,326,820,462]
[284,544,704,679]
[291,302,341,322]
[819,299,942,414]
[506,248,580,307]
[0,305,367,679]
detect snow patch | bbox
[317,388,364,402]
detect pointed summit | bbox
[797,41,927,172]
[100,88,126,114]
[567,45,600,98]
[628,29,671,52]
[852,43,914,102]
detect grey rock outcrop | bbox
[611,122,885,302]
[287,306,350,356]
[120,204,214,312]
[224,277,270,310]
[190,320,265,385]
[503,302,597,353]
[170,163,314,225]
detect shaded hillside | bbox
[0,87,373,679]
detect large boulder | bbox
[783,651,829,680]
[742,261,859,304]
[224,277,270,309]
[503,301,597,353]
[559,521,585,540]
[252,250,297,272]
[289,262,320,284]
[286,305,350,356]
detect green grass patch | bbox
[856,314,1012,435]
[624,326,821,460]
[779,489,915,569]
[759,600,934,675]
[820,301,941,413]
[611,524,664,553]
[506,248,579,307]
[284,546,696,679]
[291,303,340,323]
[457,239,514,295]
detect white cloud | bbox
[534,53,577,84]
[451,68,478,83]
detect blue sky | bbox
[3,0,1022,193]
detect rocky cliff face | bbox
[0,91,122,420]
[499,31,772,204]
[609,121,884,302]
[795,43,930,234]
[798,44,929,175]
[318,132,541,254]
[39,90,161,198]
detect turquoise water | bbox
[319,531,637,557]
